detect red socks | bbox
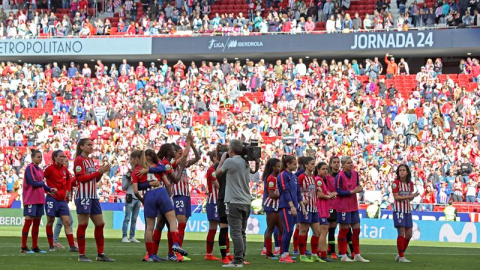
[95,224,105,255]
[403,237,411,253]
[206,229,216,254]
[146,241,154,257]
[298,235,307,255]
[152,229,162,255]
[293,227,300,251]
[352,228,360,255]
[66,233,75,248]
[77,224,88,255]
[311,236,319,255]
[321,250,327,258]
[338,228,348,255]
[32,219,40,248]
[264,236,272,255]
[171,231,180,246]
[21,219,33,248]
[46,225,53,247]
[397,236,405,257]
[178,222,186,246]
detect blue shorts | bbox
[319,217,328,225]
[393,211,413,228]
[144,188,174,218]
[173,195,191,217]
[45,196,70,217]
[264,206,279,215]
[298,211,320,224]
[24,204,44,217]
[337,210,360,224]
[206,203,220,222]
[75,198,102,215]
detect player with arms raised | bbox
[74,138,114,262]
[392,164,419,263]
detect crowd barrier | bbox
[1,208,479,243]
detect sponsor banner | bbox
[0,208,113,228]
[0,193,18,208]
[359,209,470,222]
[361,218,480,243]
[0,37,152,56]
[152,29,480,58]
[113,211,266,234]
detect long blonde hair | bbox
[130,150,147,169]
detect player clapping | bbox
[74,138,114,262]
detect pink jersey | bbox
[298,172,317,213]
[315,176,329,218]
[325,174,337,210]
[335,170,359,213]
[23,163,46,205]
[392,180,414,213]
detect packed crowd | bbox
[0,53,480,211]
[0,0,479,38]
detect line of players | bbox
[20,137,418,264]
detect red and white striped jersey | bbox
[206,165,219,204]
[298,172,317,213]
[392,180,414,213]
[74,155,99,200]
[172,171,190,197]
[263,174,279,210]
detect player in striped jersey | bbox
[171,135,200,256]
[131,150,187,262]
[73,138,114,262]
[204,151,222,261]
[297,157,323,263]
[392,164,419,263]
[262,158,283,259]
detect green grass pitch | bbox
[1,227,479,269]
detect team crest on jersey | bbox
[75,166,82,172]
[212,172,216,178]
[268,182,274,188]
[392,183,397,189]
[317,180,322,187]
[165,164,172,171]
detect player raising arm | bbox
[21,150,57,254]
[392,164,419,263]
[74,138,114,262]
[44,150,78,252]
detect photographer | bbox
[216,139,259,267]
[121,170,141,243]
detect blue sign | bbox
[113,211,480,243]
[358,209,470,222]
[360,218,480,243]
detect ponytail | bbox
[262,158,281,182]
[131,150,148,169]
[281,155,295,172]
[75,138,91,158]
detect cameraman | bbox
[216,140,259,267]
[121,170,141,243]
